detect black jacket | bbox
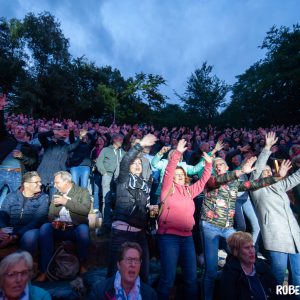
[113,143,151,229]
[220,255,280,300]
[87,275,157,300]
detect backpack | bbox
[47,241,80,281]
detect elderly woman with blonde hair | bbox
[0,251,51,300]
[220,231,279,300]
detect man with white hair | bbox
[36,171,91,282]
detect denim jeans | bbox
[39,222,90,272]
[235,193,260,244]
[157,234,198,300]
[20,229,39,256]
[0,186,9,209]
[0,211,39,256]
[101,175,114,228]
[0,170,21,207]
[107,228,149,283]
[201,220,235,300]
[268,250,300,298]
[70,166,90,188]
[92,172,102,211]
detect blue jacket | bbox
[0,190,49,236]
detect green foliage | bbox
[129,72,168,111]
[180,62,230,126]
[221,24,300,127]
[0,11,298,128]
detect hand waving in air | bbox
[235,156,257,177]
[177,139,188,153]
[278,160,292,178]
[211,140,224,156]
[158,146,171,156]
[140,134,157,148]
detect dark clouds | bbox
[1,0,299,103]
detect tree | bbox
[0,18,25,94]
[221,24,300,127]
[97,84,119,123]
[181,62,229,126]
[129,72,168,112]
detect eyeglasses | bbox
[174,174,185,177]
[4,270,31,280]
[123,257,142,265]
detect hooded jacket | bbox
[158,150,212,236]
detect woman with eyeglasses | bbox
[88,242,157,300]
[106,134,158,283]
[156,139,213,300]
[0,251,51,300]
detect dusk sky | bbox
[1,0,299,104]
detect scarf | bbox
[128,174,151,194]
[114,271,142,300]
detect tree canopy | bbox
[0,12,299,128]
[220,24,300,127]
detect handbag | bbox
[47,241,80,281]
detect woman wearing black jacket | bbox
[220,231,280,300]
[106,134,158,283]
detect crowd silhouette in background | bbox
[0,93,300,299]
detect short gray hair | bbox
[54,171,72,182]
[0,251,33,287]
[213,157,228,169]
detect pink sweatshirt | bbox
[157,150,212,236]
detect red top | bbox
[158,150,212,236]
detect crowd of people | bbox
[0,92,300,299]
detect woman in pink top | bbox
[157,139,212,300]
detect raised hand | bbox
[239,144,251,153]
[202,152,213,164]
[140,134,157,148]
[158,146,171,156]
[241,156,257,174]
[177,139,187,153]
[278,160,292,178]
[79,129,88,138]
[212,140,224,155]
[265,132,278,150]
